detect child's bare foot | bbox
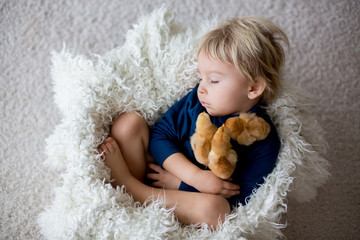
[98,137,132,186]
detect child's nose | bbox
[198,82,207,94]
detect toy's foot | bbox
[208,156,237,179]
[237,132,257,146]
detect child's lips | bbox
[200,101,210,107]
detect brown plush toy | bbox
[190,112,271,179]
[190,112,218,166]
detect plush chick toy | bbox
[191,112,271,179]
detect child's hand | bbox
[147,163,181,190]
[193,170,240,198]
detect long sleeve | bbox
[228,111,281,206]
[149,87,202,167]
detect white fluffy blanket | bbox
[38,7,330,239]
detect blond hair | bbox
[197,17,289,104]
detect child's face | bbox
[197,51,256,116]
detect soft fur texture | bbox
[190,112,218,166]
[191,112,270,179]
[38,7,330,239]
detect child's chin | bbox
[206,109,225,117]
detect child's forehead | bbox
[197,68,226,77]
[198,52,235,73]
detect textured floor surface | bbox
[1,0,359,239]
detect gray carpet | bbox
[1,0,359,239]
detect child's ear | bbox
[248,77,266,100]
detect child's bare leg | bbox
[109,112,181,188]
[109,112,151,182]
[99,137,132,187]
[99,138,231,228]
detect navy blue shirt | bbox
[149,86,280,206]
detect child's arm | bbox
[149,87,238,197]
[162,152,240,198]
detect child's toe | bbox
[104,137,121,154]
[99,144,108,154]
[105,137,115,144]
[106,142,115,153]
[98,147,103,154]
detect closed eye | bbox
[197,72,202,82]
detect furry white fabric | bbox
[38,7,330,239]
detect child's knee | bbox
[111,112,148,142]
[200,195,230,227]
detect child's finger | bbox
[151,181,163,188]
[147,172,160,181]
[221,189,240,198]
[224,181,240,190]
[148,163,163,173]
